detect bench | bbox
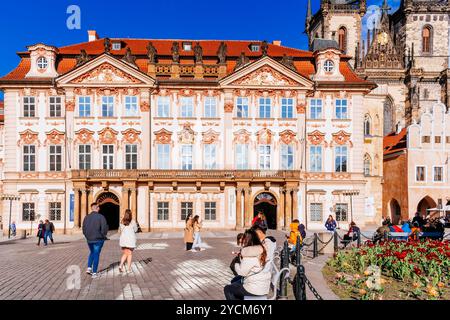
[388,232,410,240]
[244,261,290,300]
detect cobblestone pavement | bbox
[0,230,337,300]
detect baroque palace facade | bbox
[0,31,378,234]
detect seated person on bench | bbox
[342,221,360,247]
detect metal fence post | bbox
[334,230,338,252]
[313,233,318,258]
[294,264,307,300]
[357,232,361,247]
[279,241,289,299]
[296,235,301,266]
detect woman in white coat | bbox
[118,209,138,273]
[224,229,271,300]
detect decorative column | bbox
[284,187,292,230]
[130,187,137,220]
[87,187,94,208]
[235,187,243,229]
[292,187,299,222]
[278,187,285,230]
[80,188,88,225]
[73,188,80,228]
[121,186,130,218]
[244,187,253,227]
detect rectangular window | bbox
[435,136,441,144]
[157,202,169,220]
[204,202,217,221]
[157,96,170,117]
[422,136,430,143]
[181,145,193,170]
[49,97,62,117]
[22,203,35,221]
[259,98,271,118]
[124,96,138,117]
[49,145,62,171]
[156,144,170,169]
[236,97,249,118]
[259,145,271,170]
[78,96,91,117]
[180,202,193,221]
[23,145,36,172]
[310,99,323,119]
[416,166,426,182]
[335,203,348,222]
[310,203,323,222]
[335,146,348,172]
[310,146,322,172]
[23,97,36,117]
[101,96,114,117]
[433,166,443,182]
[236,144,249,170]
[335,99,348,119]
[49,202,62,221]
[204,97,217,118]
[78,145,91,170]
[125,144,138,170]
[204,144,217,169]
[446,136,450,144]
[281,144,294,170]
[180,97,194,118]
[102,145,114,170]
[281,98,294,119]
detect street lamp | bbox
[342,190,360,223]
[1,194,21,239]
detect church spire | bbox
[306,0,312,26]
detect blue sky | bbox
[0,0,399,92]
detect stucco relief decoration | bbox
[233,89,250,97]
[279,130,297,145]
[296,103,306,114]
[72,63,141,84]
[75,128,95,144]
[154,129,173,145]
[233,66,297,86]
[307,130,326,146]
[233,129,251,144]
[96,88,119,97]
[203,89,221,97]
[45,129,65,146]
[98,127,118,145]
[224,102,234,113]
[257,128,273,145]
[331,130,353,147]
[140,101,150,112]
[202,129,220,145]
[178,123,196,144]
[18,130,40,146]
[73,88,94,96]
[122,129,142,144]
[331,173,351,180]
[178,89,195,97]
[65,100,75,112]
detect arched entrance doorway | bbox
[390,199,401,225]
[253,192,277,230]
[97,192,120,230]
[417,196,437,218]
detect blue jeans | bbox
[44,231,53,245]
[87,241,104,273]
[192,232,202,249]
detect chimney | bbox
[88,30,99,42]
[272,40,282,46]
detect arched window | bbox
[383,98,394,136]
[338,27,347,53]
[422,26,432,54]
[364,154,371,177]
[364,114,371,136]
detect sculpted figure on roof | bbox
[193,42,203,64]
[217,41,227,64]
[147,41,157,63]
[171,42,180,63]
[122,47,137,66]
[104,38,111,53]
[235,52,249,71]
[261,40,269,56]
[281,54,296,71]
[76,49,90,67]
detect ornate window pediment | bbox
[202,129,220,144]
[257,128,274,145]
[154,128,173,145]
[331,130,353,147]
[233,129,251,144]
[75,128,95,144]
[178,123,196,144]
[18,129,40,146]
[45,129,65,146]
[307,130,326,146]
[98,127,118,145]
[122,128,142,144]
[279,130,297,145]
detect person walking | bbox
[10,221,16,237]
[82,202,108,278]
[118,209,138,273]
[325,215,337,232]
[191,215,204,252]
[184,213,194,251]
[43,219,55,245]
[36,220,45,246]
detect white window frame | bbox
[124,96,138,117]
[78,144,92,170]
[259,97,271,119]
[310,99,323,119]
[157,96,170,117]
[49,202,62,221]
[181,144,193,170]
[101,96,114,117]
[324,60,335,72]
[309,146,322,172]
[335,99,348,119]
[23,145,36,172]
[236,144,249,170]
[310,203,323,222]
[78,96,91,117]
[204,202,217,221]
[49,96,62,118]
[156,144,170,169]
[180,202,193,221]
[37,56,48,70]
[157,202,170,221]
[125,144,138,170]
[22,203,35,222]
[334,146,348,173]
[102,145,114,170]
[49,145,63,172]
[180,97,194,118]
[236,97,249,118]
[259,145,271,170]
[433,166,443,182]
[204,97,217,118]
[23,96,36,118]
[415,165,426,182]
[203,144,217,170]
[281,144,294,170]
[281,98,294,119]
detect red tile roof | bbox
[0,101,4,123]
[1,38,368,85]
[383,128,407,156]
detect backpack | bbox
[265,236,276,243]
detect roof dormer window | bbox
[182,42,192,51]
[250,44,260,52]
[324,60,335,73]
[112,42,122,51]
[37,57,48,70]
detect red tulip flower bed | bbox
[323,239,449,300]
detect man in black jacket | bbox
[82,202,108,278]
